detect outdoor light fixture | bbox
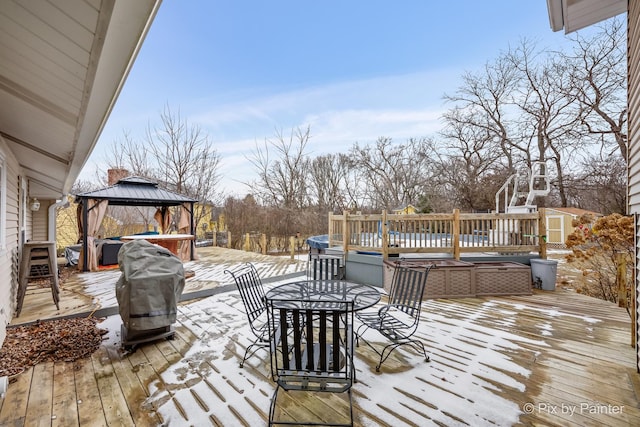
[30,198,40,211]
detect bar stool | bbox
[16,241,60,316]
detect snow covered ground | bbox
[95,276,606,426]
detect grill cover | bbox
[116,239,185,331]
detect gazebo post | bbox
[190,201,195,260]
[82,199,89,272]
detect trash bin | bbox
[530,258,558,291]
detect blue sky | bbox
[82,1,586,196]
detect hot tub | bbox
[306,234,329,249]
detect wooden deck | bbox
[10,246,307,325]
[1,247,640,426]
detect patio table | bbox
[265,279,381,311]
[265,279,380,386]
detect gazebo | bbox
[75,176,199,272]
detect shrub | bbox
[565,213,634,312]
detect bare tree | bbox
[443,53,525,170]
[146,105,221,204]
[223,194,263,249]
[98,105,222,234]
[437,111,510,211]
[71,179,100,194]
[441,28,625,209]
[106,131,152,177]
[308,153,351,213]
[348,137,435,211]
[562,18,627,161]
[564,154,627,214]
[506,40,587,207]
[248,126,312,209]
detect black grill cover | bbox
[115,239,185,331]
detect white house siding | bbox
[628,0,640,371]
[0,137,22,346]
[31,206,47,242]
[630,1,640,213]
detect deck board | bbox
[24,361,54,427]
[74,355,108,426]
[2,247,640,426]
[91,347,135,426]
[0,364,31,426]
[52,362,79,427]
[105,346,159,427]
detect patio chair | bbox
[307,254,345,280]
[355,262,432,372]
[224,263,270,368]
[267,298,354,426]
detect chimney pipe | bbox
[107,168,129,186]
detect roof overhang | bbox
[546,0,627,34]
[0,0,162,199]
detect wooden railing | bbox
[329,208,547,260]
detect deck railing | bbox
[328,208,547,260]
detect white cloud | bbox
[303,108,443,154]
[84,68,462,196]
[191,69,459,196]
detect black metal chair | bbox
[307,255,345,280]
[355,262,432,372]
[267,298,354,427]
[224,263,270,368]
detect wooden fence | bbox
[329,208,548,260]
[203,231,305,259]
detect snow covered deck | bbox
[2,247,640,426]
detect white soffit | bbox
[547,0,627,34]
[0,0,161,199]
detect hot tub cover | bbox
[307,234,329,249]
[115,239,185,331]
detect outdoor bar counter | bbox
[120,233,194,256]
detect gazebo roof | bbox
[74,176,198,207]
